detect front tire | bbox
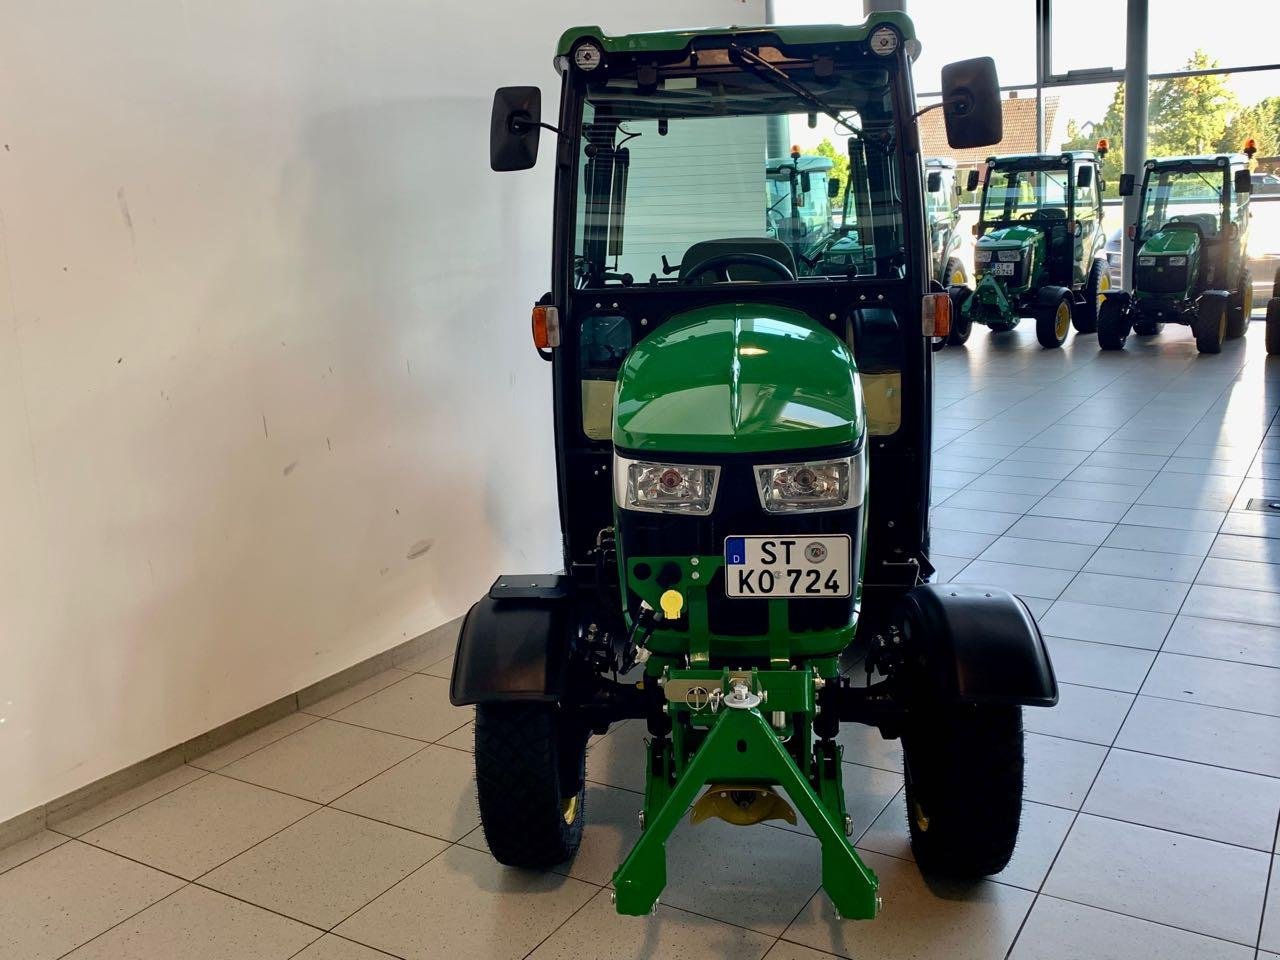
[1097,292,1131,350]
[902,704,1024,878]
[947,285,973,346]
[475,702,588,868]
[1194,292,1229,354]
[1227,269,1252,340]
[1266,298,1280,355]
[1034,290,1073,348]
[1077,258,1109,333]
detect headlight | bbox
[615,455,719,515]
[1168,256,1187,266]
[975,249,993,264]
[755,452,864,514]
[1138,256,1155,266]
[997,249,1023,262]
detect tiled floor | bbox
[5,321,1280,959]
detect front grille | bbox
[617,454,861,639]
[1136,259,1187,295]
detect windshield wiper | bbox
[726,43,862,139]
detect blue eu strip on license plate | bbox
[725,537,746,565]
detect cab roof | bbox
[926,157,956,169]
[987,151,1099,166]
[1146,154,1249,170]
[556,13,915,60]
[768,155,835,172]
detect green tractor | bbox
[925,156,970,289]
[950,147,1111,348]
[457,14,1057,921]
[1099,150,1255,353]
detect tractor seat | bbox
[1168,213,1219,238]
[679,237,798,283]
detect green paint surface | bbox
[1139,230,1200,255]
[613,304,863,455]
[558,13,915,57]
[977,224,1040,247]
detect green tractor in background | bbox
[460,15,1058,922]
[925,156,970,289]
[950,146,1110,348]
[767,148,840,266]
[1100,149,1255,353]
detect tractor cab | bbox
[1100,150,1254,352]
[924,156,967,287]
[952,149,1109,348]
[462,14,1057,924]
[766,150,839,266]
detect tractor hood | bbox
[1138,229,1200,256]
[613,304,862,455]
[977,225,1039,248]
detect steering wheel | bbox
[680,253,796,285]
[1018,211,1037,221]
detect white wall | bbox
[0,0,762,823]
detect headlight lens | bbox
[1168,256,1187,266]
[997,249,1023,262]
[755,452,864,514]
[1138,255,1156,266]
[975,249,993,264]
[615,455,719,514]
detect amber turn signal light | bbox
[532,304,561,350]
[922,292,951,338]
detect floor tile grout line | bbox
[43,767,214,843]
[49,877,192,960]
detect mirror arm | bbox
[911,101,946,122]
[509,114,563,137]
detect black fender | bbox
[448,574,572,707]
[1035,284,1073,309]
[897,583,1057,707]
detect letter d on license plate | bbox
[724,535,852,599]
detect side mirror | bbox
[1118,174,1135,197]
[966,169,981,193]
[940,57,1002,149]
[828,177,841,199]
[490,86,542,172]
[1076,165,1094,189]
[801,171,812,193]
[1234,169,1252,195]
[926,170,943,193]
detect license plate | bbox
[991,261,1016,276]
[724,535,851,599]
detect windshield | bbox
[1140,168,1226,239]
[980,166,1070,224]
[572,58,904,287]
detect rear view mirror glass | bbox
[926,170,943,193]
[966,169,982,193]
[1076,165,1093,189]
[801,171,812,193]
[828,177,841,199]
[490,86,542,172]
[1118,173,1135,197]
[1234,169,1252,195]
[940,57,1002,149]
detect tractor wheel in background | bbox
[1076,258,1109,333]
[475,701,588,867]
[946,285,973,346]
[1096,292,1131,350]
[1266,298,1280,355]
[945,257,969,288]
[1194,292,1229,354]
[1034,289,1073,348]
[902,703,1024,878]
[1226,269,1252,340]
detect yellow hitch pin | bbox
[659,589,684,621]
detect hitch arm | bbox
[611,706,880,919]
